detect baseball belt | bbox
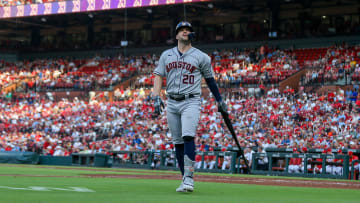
[167,94,198,101]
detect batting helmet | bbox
[175,21,193,34]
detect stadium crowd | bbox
[302,44,360,85]
[0,44,360,176]
[0,86,359,155]
[136,43,360,88]
[135,45,301,89]
[0,54,146,92]
[1,44,359,94]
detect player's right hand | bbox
[153,95,164,116]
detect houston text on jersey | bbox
[166,61,196,73]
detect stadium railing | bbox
[39,155,72,166]
[194,151,237,174]
[71,153,109,167]
[0,150,358,180]
[251,152,350,179]
[109,150,237,174]
[0,53,18,62]
[0,151,39,164]
[110,150,153,169]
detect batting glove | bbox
[218,101,228,115]
[154,95,165,116]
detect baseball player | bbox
[322,148,335,174]
[204,147,217,169]
[288,148,302,173]
[333,149,344,175]
[348,151,359,178]
[152,21,227,192]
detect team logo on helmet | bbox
[176,21,193,34]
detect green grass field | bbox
[0,164,359,203]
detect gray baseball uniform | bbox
[154,46,214,144]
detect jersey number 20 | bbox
[183,74,194,84]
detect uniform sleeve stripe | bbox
[154,71,164,76]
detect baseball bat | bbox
[220,111,251,174]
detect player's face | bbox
[176,27,191,41]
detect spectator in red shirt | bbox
[5,143,12,151]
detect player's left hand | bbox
[218,101,228,115]
[153,95,165,117]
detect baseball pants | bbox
[166,97,201,145]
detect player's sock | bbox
[183,136,195,161]
[175,144,184,176]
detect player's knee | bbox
[183,136,194,142]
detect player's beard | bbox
[179,38,191,45]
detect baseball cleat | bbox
[176,182,193,192]
[182,176,194,191]
[176,182,186,192]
